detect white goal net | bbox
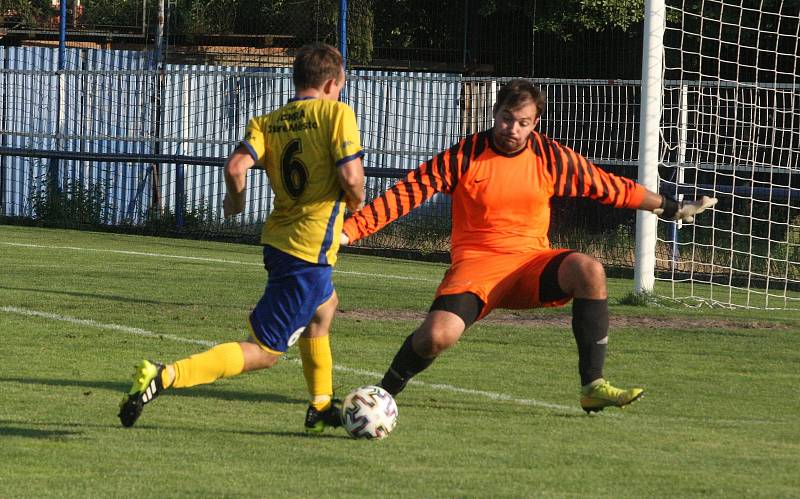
[656,0,800,308]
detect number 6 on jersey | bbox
[281,139,308,198]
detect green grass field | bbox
[1,225,799,498]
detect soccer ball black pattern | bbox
[341,385,398,440]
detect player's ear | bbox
[534,116,541,129]
[322,77,338,96]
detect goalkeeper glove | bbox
[653,195,718,223]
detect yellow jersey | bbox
[242,97,363,266]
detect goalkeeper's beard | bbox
[493,132,526,154]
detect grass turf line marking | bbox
[0,305,579,413]
[1,306,217,348]
[0,242,438,282]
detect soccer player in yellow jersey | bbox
[118,43,365,432]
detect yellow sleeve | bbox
[330,104,364,167]
[242,117,267,166]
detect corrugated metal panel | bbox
[3,46,59,217]
[348,70,463,217]
[68,49,153,224]
[350,70,463,169]
[157,65,294,226]
[1,47,157,222]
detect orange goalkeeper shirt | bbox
[343,130,646,263]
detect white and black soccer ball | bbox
[341,385,398,440]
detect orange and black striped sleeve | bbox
[343,134,479,243]
[531,132,646,209]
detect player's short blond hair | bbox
[494,79,546,118]
[293,43,344,91]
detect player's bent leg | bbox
[413,312,467,357]
[553,253,611,386]
[580,379,644,413]
[301,342,342,433]
[300,293,342,433]
[170,342,249,388]
[378,331,432,396]
[119,342,265,428]
[239,340,281,371]
[555,253,644,412]
[380,294,480,396]
[416,293,482,356]
[571,297,609,387]
[556,252,607,300]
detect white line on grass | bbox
[0,305,580,413]
[0,306,217,347]
[0,242,439,282]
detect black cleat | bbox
[118,360,165,427]
[304,399,343,433]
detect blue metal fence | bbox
[0,46,464,226]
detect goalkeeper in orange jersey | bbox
[341,79,716,413]
[118,43,365,431]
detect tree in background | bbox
[162,0,370,62]
[10,0,791,80]
[2,0,57,28]
[369,0,646,74]
[79,0,143,31]
[525,0,645,38]
[2,0,640,56]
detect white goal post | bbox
[636,0,800,309]
[635,0,666,294]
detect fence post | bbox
[47,0,69,197]
[670,83,688,271]
[150,0,165,220]
[0,48,6,216]
[462,0,469,68]
[176,72,189,230]
[634,0,665,293]
[339,0,348,69]
[338,0,349,106]
[59,0,67,70]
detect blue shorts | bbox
[248,245,334,354]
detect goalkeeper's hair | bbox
[293,43,344,90]
[494,79,546,117]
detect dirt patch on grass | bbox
[337,308,788,331]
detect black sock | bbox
[379,333,435,396]
[571,298,609,386]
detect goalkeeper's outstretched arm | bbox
[540,136,718,220]
[340,144,464,245]
[640,189,718,223]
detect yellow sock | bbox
[299,336,333,411]
[160,367,173,389]
[169,342,245,389]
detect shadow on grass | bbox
[0,376,305,405]
[232,428,347,439]
[390,397,582,416]
[0,423,82,440]
[0,284,202,307]
[0,418,350,440]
